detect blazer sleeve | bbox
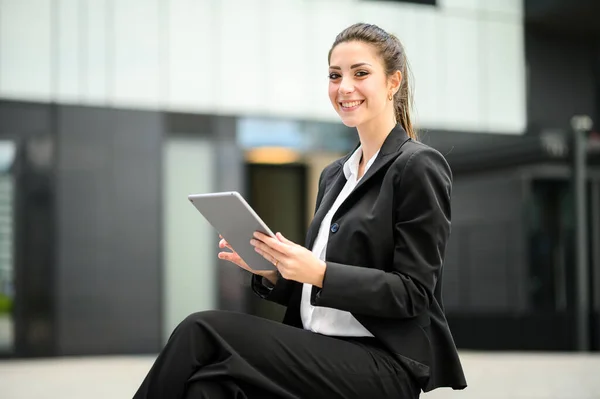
[251,272,294,306]
[311,147,452,318]
[251,165,331,306]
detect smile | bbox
[339,100,364,111]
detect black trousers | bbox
[133,310,420,399]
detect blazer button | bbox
[330,223,339,233]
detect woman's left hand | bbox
[251,232,327,288]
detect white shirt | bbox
[300,146,379,337]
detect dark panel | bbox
[55,106,162,355]
[111,109,163,353]
[465,224,514,311]
[443,171,528,314]
[166,112,214,136]
[55,106,115,355]
[526,0,600,36]
[447,312,576,350]
[0,101,52,134]
[526,30,596,132]
[0,102,56,358]
[16,135,56,357]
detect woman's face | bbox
[328,41,395,128]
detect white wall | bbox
[0,0,525,134]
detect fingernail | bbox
[253,232,259,238]
[250,239,255,245]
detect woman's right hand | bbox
[218,235,278,284]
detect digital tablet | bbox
[188,191,277,271]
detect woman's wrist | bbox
[257,270,278,286]
[312,260,327,288]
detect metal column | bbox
[571,115,592,351]
[592,181,600,350]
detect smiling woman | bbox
[327,30,415,142]
[133,23,466,399]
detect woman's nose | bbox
[339,78,354,94]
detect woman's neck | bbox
[356,116,396,164]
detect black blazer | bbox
[252,125,467,392]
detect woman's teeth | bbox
[341,100,363,108]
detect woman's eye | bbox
[328,73,341,80]
[356,70,369,77]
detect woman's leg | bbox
[182,379,279,399]
[182,380,228,399]
[133,310,419,399]
[133,310,228,399]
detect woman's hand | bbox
[218,235,277,284]
[251,232,327,287]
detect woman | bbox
[134,23,467,399]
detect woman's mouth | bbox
[339,100,364,112]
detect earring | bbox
[388,92,393,101]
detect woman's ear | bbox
[389,70,402,95]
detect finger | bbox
[253,232,289,255]
[276,232,292,244]
[219,238,233,251]
[218,251,240,263]
[253,231,273,242]
[251,237,285,259]
[252,240,285,266]
[218,251,252,271]
[253,246,279,266]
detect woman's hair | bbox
[328,23,417,140]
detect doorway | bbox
[245,163,308,321]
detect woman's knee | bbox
[178,310,237,333]
[180,310,219,329]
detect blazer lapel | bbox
[305,162,347,250]
[333,125,410,218]
[307,125,410,303]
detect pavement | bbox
[0,351,599,399]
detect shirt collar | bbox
[343,146,380,180]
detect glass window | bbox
[527,179,576,312]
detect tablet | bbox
[188,191,277,271]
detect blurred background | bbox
[1,0,600,397]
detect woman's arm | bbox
[311,147,452,318]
